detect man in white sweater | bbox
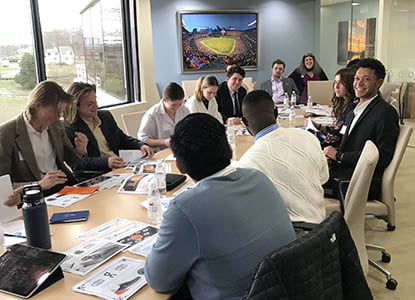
[238,90,329,224]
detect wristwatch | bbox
[335,151,344,163]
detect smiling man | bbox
[323,58,399,200]
[216,66,247,123]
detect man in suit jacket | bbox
[216,66,247,123]
[323,58,399,200]
[260,59,299,105]
[0,81,104,198]
[66,82,153,169]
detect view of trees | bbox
[14,53,36,89]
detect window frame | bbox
[29,0,140,107]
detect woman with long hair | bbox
[185,75,223,123]
[289,53,328,104]
[313,67,357,148]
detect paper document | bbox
[306,117,320,132]
[128,234,158,257]
[118,174,154,194]
[119,150,144,165]
[73,257,147,300]
[62,238,127,276]
[77,218,159,247]
[0,175,20,222]
[3,219,26,237]
[45,193,91,208]
[140,196,173,214]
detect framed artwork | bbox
[178,10,259,73]
[337,18,376,64]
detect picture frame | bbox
[178,10,259,73]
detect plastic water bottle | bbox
[283,92,289,110]
[147,184,161,225]
[226,126,237,160]
[291,91,297,107]
[289,106,296,127]
[307,96,313,110]
[155,162,167,194]
[21,184,51,249]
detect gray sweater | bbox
[145,167,295,299]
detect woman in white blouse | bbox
[185,75,223,123]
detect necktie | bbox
[233,92,240,116]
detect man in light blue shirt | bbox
[145,113,295,300]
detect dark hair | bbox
[194,75,219,101]
[331,68,355,122]
[298,52,322,75]
[357,58,386,80]
[170,113,231,181]
[242,90,275,116]
[26,81,74,120]
[224,59,237,72]
[346,58,361,69]
[271,59,285,69]
[226,66,246,79]
[66,82,97,123]
[163,82,185,100]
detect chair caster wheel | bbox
[382,252,391,263]
[386,278,398,290]
[387,224,396,231]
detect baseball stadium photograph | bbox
[179,11,258,72]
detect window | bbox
[0,0,139,123]
[0,1,36,123]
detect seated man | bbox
[216,66,247,123]
[323,58,400,199]
[145,113,295,299]
[0,81,103,197]
[238,90,329,224]
[260,59,299,105]
[66,82,153,170]
[138,82,190,152]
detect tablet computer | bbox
[0,244,66,298]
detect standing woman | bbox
[185,75,223,123]
[289,53,328,104]
[313,67,357,148]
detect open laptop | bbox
[0,244,66,298]
[308,80,334,105]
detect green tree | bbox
[15,53,37,89]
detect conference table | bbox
[1,106,331,300]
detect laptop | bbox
[308,80,334,105]
[0,244,66,298]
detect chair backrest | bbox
[343,140,379,275]
[307,80,334,105]
[378,125,413,224]
[379,82,400,103]
[181,79,199,100]
[121,111,146,138]
[242,77,253,91]
[244,211,373,300]
[399,81,408,104]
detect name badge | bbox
[340,125,347,135]
[18,151,24,161]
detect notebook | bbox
[50,210,90,224]
[0,244,66,298]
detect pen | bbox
[4,233,26,238]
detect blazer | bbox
[216,81,247,122]
[339,96,399,172]
[0,113,102,187]
[67,110,145,159]
[260,77,299,98]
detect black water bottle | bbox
[21,184,51,249]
